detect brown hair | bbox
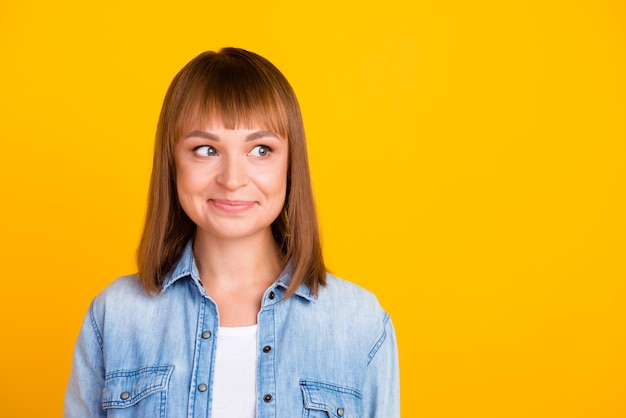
[137,47,326,297]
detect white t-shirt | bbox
[210,325,258,418]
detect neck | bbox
[193,228,283,289]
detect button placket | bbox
[188,297,218,417]
[257,298,277,415]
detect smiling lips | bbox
[210,199,256,213]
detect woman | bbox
[65,47,400,417]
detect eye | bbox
[249,145,271,157]
[194,145,217,157]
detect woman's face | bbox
[174,122,289,243]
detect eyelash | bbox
[193,145,217,157]
[250,145,272,157]
[192,145,272,157]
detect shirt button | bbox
[263,345,272,353]
[120,391,130,400]
[337,407,345,416]
[197,383,208,392]
[263,394,273,402]
[201,330,212,339]
[268,291,276,300]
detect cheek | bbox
[176,165,205,193]
[175,170,207,215]
[263,164,288,197]
[251,155,288,193]
[175,170,192,196]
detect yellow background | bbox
[1,0,624,416]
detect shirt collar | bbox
[160,239,316,302]
[160,239,201,294]
[273,260,316,302]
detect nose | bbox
[216,155,248,190]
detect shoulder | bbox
[315,273,389,325]
[95,274,147,301]
[304,273,394,359]
[319,273,382,305]
[90,274,152,317]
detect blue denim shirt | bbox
[65,241,400,417]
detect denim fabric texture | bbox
[65,240,400,417]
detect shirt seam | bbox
[367,312,389,365]
[88,299,104,352]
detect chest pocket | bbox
[300,379,362,418]
[102,365,173,418]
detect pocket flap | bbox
[300,379,362,417]
[103,365,173,409]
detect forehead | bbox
[176,100,288,142]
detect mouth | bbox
[209,199,256,213]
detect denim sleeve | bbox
[64,300,107,418]
[362,313,401,417]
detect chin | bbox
[198,224,274,241]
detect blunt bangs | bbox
[168,49,291,143]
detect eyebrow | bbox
[183,130,280,141]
